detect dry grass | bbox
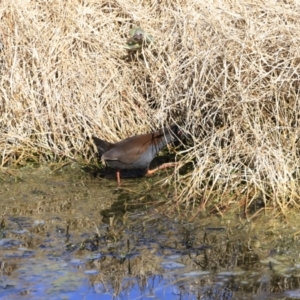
[0,0,300,211]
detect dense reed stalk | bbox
[1,0,300,210]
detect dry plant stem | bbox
[248,207,274,221]
[118,187,140,194]
[50,162,72,174]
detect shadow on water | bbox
[1,164,300,299]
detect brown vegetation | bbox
[0,0,300,210]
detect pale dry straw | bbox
[0,0,300,211]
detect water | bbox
[0,164,300,299]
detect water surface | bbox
[1,165,300,299]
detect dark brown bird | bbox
[92,124,182,186]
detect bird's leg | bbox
[116,170,121,186]
[146,162,178,176]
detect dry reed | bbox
[0,0,300,211]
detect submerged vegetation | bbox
[0,0,300,211]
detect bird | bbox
[92,124,182,186]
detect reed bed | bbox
[0,0,300,211]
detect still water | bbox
[1,164,300,299]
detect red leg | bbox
[146,162,178,176]
[116,170,121,186]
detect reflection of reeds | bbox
[0,0,300,211]
[1,168,300,299]
[89,252,163,296]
